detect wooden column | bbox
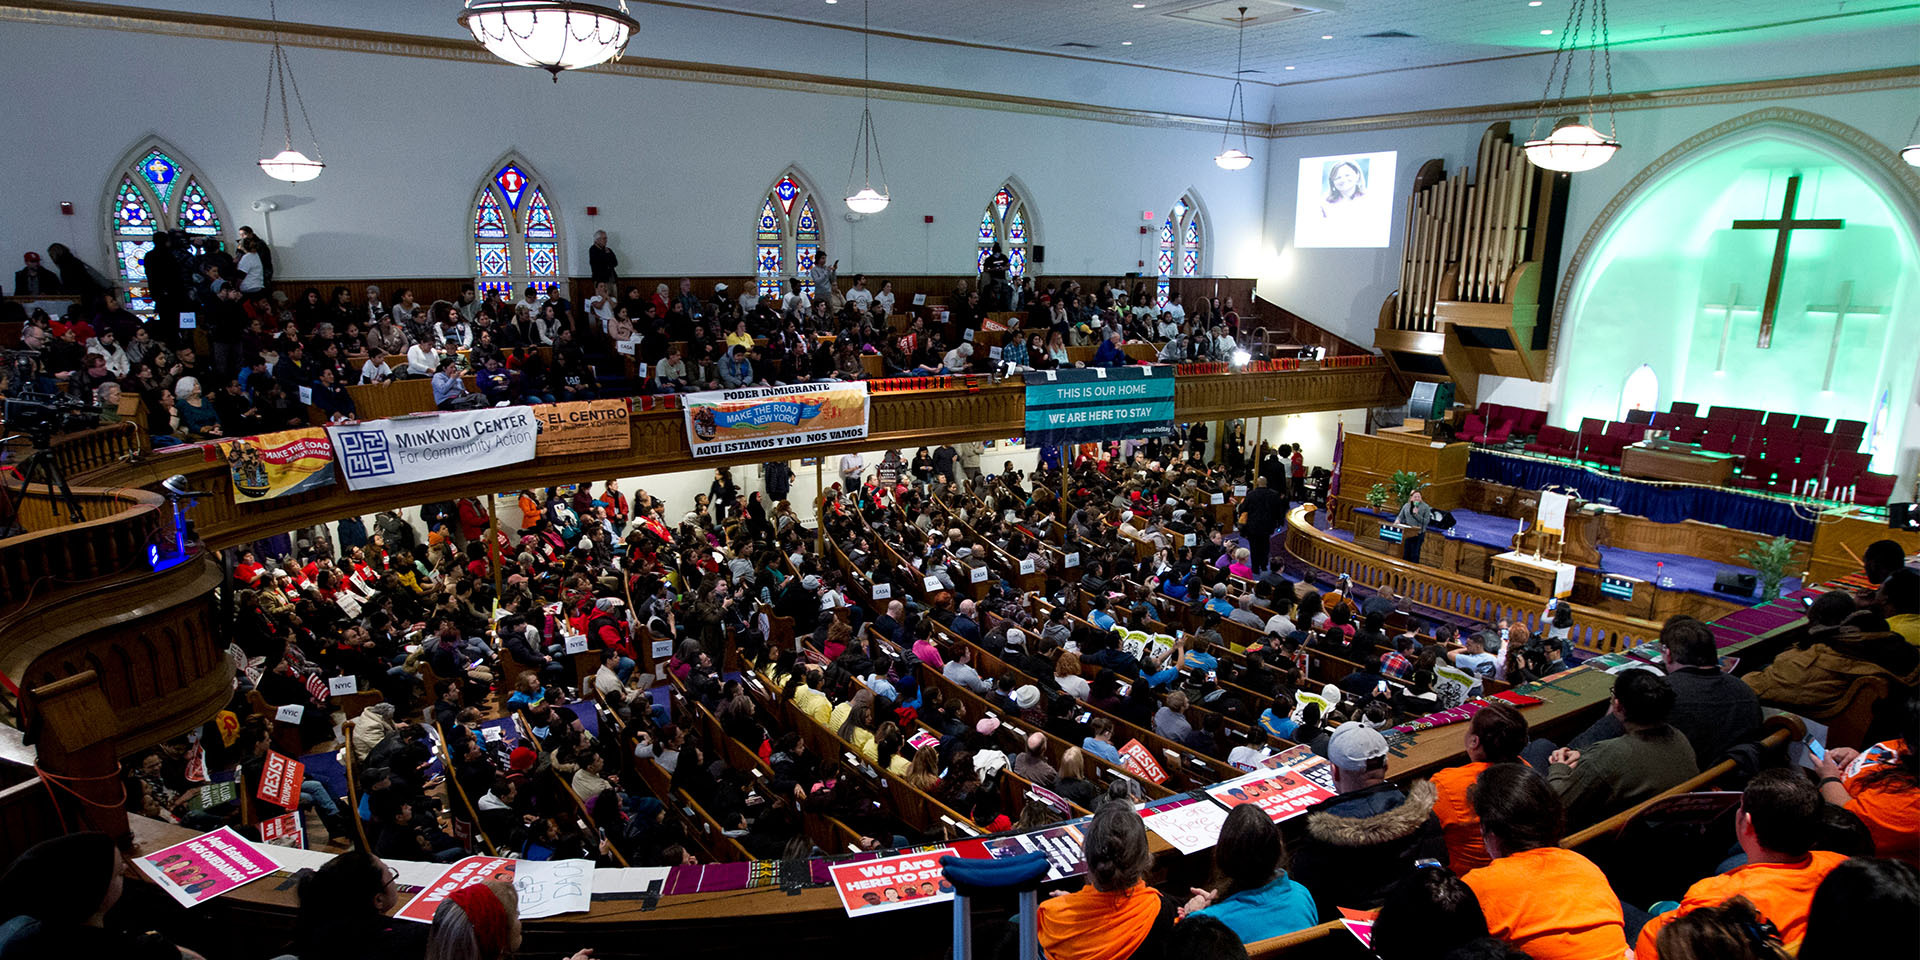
[26,672,128,844]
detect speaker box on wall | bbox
[1713,571,1758,596]
[1033,244,1045,263]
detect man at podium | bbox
[1395,489,1434,563]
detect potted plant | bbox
[1365,483,1391,512]
[1390,470,1428,508]
[1735,534,1798,601]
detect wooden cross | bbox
[1730,174,1844,349]
[1806,280,1887,391]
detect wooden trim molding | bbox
[3,2,1913,137]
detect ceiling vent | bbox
[1163,0,1332,28]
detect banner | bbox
[135,827,282,908]
[256,750,305,810]
[221,428,336,503]
[1536,490,1570,535]
[828,847,957,918]
[533,399,631,457]
[1022,366,1175,447]
[683,382,869,458]
[396,856,596,923]
[1207,747,1337,824]
[328,407,538,492]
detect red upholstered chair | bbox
[1795,416,1828,434]
[1459,412,1489,443]
[1526,425,1578,457]
[1764,410,1798,428]
[1624,409,1653,425]
[1483,419,1514,445]
[1855,472,1896,506]
[1670,401,1699,417]
[1516,408,1548,435]
[1649,412,1679,429]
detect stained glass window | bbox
[104,141,227,315]
[176,178,221,235]
[523,188,556,239]
[978,183,1036,277]
[754,172,825,301]
[1157,192,1204,305]
[114,177,156,236]
[474,159,561,300]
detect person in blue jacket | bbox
[1182,803,1319,944]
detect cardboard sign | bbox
[135,827,281,908]
[396,856,519,923]
[829,847,957,918]
[1064,552,1080,568]
[256,750,305,810]
[969,565,988,583]
[1018,558,1036,575]
[563,634,589,655]
[1143,798,1230,854]
[261,811,305,849]
[1117,739,1168,784]
[327,675,358,697]
[273,703,304,724]
[871,582,891,600]
[923,576,943,594]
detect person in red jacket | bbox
[586,597,636,683]
[457,497,490,544]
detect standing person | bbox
[13,250,62,296]
[1543,597,1576,668]
[1395,488,1434,564]
[1237,476,1283,574]
[45,243,113,315]
[838,451,865,491]
[958,440,984,490]
[1460,764,1628,960]
[764,460,793,504]
[588,230,617,286]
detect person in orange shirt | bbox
[1635,770,1849,958]
[1461,764,1627,960]
[1813,694,1918,867]
[1036,802,1175,960]
[1430,702,1528,874]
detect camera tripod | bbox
[1,426,84,536]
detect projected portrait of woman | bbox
[1294,151,1397,248]
[1320,160,1367,216]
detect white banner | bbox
[1536,490,1570,534]
[683,382,870,459]
[328,408,539,492]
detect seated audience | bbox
[1462,763,1627,960]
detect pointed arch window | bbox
[754,172,826,298]
[1619,364,1659,421]
[104,144,229,313]
[472,159,564,302]
[1156,194,1205,308]
[978,183,1035,278]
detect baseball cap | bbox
[22,252,40,263]
[1327,722,1389,772]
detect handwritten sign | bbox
[828,847,957,918]
[1143,799,1230,855]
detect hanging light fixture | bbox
[1900,113,1920,167]
[843,0,890,214]
[1523,0,1620,173]
[1214,6,1254,171]
[459,0,639,81]
[256,0,325,183]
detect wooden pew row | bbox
[511,708,634,868]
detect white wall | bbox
[0,20,1267,287]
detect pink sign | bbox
[396,856,518,923]
[135,826,283,907]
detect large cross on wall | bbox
[1729,173,1844,349]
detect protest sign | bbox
[136,827,282,908]
[1116,739,1168,784]
[684,382,869,458]
[981,821,1088,882]
[256,750,305,810]
[1142,798,1230,855]
[261,812,305,849]
[1206,758,1336,824]
[828,847,957,918]
[532,399,630,457]
[327,676,358,697]
[397,856,519,923]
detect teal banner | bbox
[1023,366,1177,446]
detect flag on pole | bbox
[1328,420,1345,504]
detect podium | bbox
[1334,430,1469,527]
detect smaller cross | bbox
[1805,280,1887,391]
[1730,174,1844,349]
[1700,283,1758,374]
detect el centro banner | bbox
[327,407,538,492]
[683,381,869,458]
[136,826,283,908]
[534,398,631,457]
[219,427,335,503]
[1022,366,1175,447]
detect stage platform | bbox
[1321,506,1800,606]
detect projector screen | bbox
[1294,151,1397,248]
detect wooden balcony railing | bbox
[0,485,165,609]
[81,362,1402,550]
[1285,503,1660,655]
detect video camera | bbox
[2,392,102,444]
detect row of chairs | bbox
[1457,403,1548,445]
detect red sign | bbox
[827,847,957,918]
[396,856,518,923]
[1117,739,1168,784]
[262,811,305,849]
[256,750,305,811]
[1206,768,1335,823]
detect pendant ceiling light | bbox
[1901,114,1920,167]
[256,0,325,183]
[1213,7,1254,171]
[460,0,639,81]
[1523,0,1621,173]
[843,0,890,214]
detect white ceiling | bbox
[661,0,1920,84]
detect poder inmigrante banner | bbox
[683,381,869,458]
[327,407,538,491]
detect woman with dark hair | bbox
[1036,802,1174,960]
[278,849,424,960]
[1461,764,1626,959]
[1812,693,1918,865]
[1182,803,1317,943]
[1369,865,1492,960]
[1798,857,1920,960]
[1655,896,1791,960]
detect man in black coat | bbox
[1239,476,1284,573]
[588,230,618,284]
[13,251,61,296]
